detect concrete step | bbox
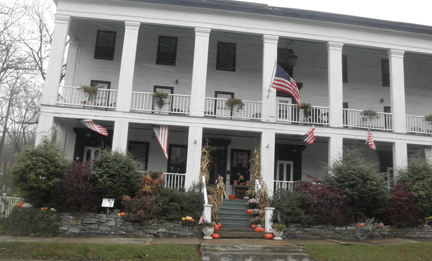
[219,209,251,216]
[216,228,264,238]
[217,220,251,229]
[201,243,306,253]
[201,251,311,261]
[218,214,250,221]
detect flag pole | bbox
[267,60,278,97]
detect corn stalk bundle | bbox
[249,148,270,227]
[200,142,213,185]
[208,176,226,222]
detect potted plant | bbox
[202,221,215,239]
[425,115,432,122]
[226,98,245,112]
[300,102,313,119]
[361,109,380,120]
[81,85,98,97]
[153,92,169,110]
[272,223,286,240]
[247,198,259,209]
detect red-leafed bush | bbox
[51,161,101,212]
[298,175,353,225]
[383,182,422,228]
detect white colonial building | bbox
[37,0,432,195]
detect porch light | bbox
[285,40,298,68]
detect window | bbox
[277,48,294,77]
[168,145,187,173]
[342,55,348,83]
[217,42,236,71]
[156,36,178,65]
[128,141,149,172]
[382,59,390,87]
[94,30,116,60]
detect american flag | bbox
[198,211,204,225]
[271,64,301,108]
[300,125,316,145]
[152,125,169,159]
[80,119,108,136]
[366,130,376,150]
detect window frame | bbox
[94,30,117,60]
[216,42,236,71]
[156,36,178,66]
[128,141,150,172]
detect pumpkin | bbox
[229,194,236,200]
[265,233,273,239]
[235,198,238,200]
[120,212,125,217]
[251,224,257,229]
[217,222,222,228]
[214,224,220,231]
[255,227,261,232]
[379,223,384,227]
[185,216,193,221]
[212,233,220,239]
[358,223,365,227]
[17,203,24,208]
[182,217,186,221]
[192,219,195,222]
[247,209,253,214]
[260,227,265,232]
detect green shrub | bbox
[398,155,432,215]
[90,149,141,208]
[327,149,389,219]
[271,187,316,225]
[11,138,68,207]
[0,207,60,237]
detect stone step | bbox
[201,251,311,261]
[218,213,250,221]
[217,220,251,229]
[201,243,306,253]
[219,209,251,216]
[216,229,265,238]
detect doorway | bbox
[275,160,293,190]
[83,146,101,161]
[230,149,250,185]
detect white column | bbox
[327,42,344,128]
[116,21,140,112]
[262,35,279,122]
[328,135,343,174]
[388,49,406,133]
[190,28,211,117]
[112,121,129,152]
[264,207,275,233]
[41,15,70,105]
[261,131,275,196]
[425,147,432,162]
[56,123,68,151]
[64,40,79,86]
[185,126,203,188]
[393,141,407,181]
[35,113,54,145]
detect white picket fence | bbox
[0,193,22,218]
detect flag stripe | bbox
[81,119,108,136]
[367,130,376,150]
[300,125,316,145]
[271,64,301,107]
[152,125,169,159]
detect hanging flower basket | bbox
[425,115,432,122]
[153,92,169,109]
[300,102,313,118]
[361,109,380,120]
[226,98,245,112]
[80,85,98,96]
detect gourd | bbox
[120,212,125,216]
[212,233,220,239]
[251,224,257,229]
[185,216,193,221]
[247,209,252,214]
[217,222,222,228]
[265,233,273,239]
[214,224,220,232]
[17,203,24,208]
[229,194,236,200]
[358,223,365,227]
[255,227,261,232]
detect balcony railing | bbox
[276,103,329,125]
[163,173,186,189]
[343,109,392,131]
[406,115,432,134]
[204,97,262,120]
[131,92,190,115]
[57,86,118,109]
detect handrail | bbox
[202,176,208,205]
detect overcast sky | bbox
[236,0,432,27]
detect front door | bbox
[83,146,101,161]
[230,149,250,185]
[275,160,294,190]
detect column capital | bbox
[195,27,211,36]
[262,34,279,44]
[387,49,404,58]
[327,41,344,51]
[125,21,141,30]
[54,14,70,25]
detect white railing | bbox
[276,104,329,125]
[163,173,186,189]
[406,115,432,134]
[131,92,190,115]
[274,181,295,191]
[204,97,262,120]
[343,109,393,131]
[57,86,118,109]
[1,193,22,218]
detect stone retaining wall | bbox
[56,213,202,238]
[284,224,432,239]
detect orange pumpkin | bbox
[217,222,222,228]
[212,233,220,239]
[120,212,125,217]
[379,223,384,227]
[247,209,253,214]
[359,223,365,227]
[260,227,265,233]
[265,233,273,239]
[214,224,220,232]
[255,227,261,232]
[229,194,236,200]
[251,224,257,229]
[235,198,239,200]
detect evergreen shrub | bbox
[271,187,316,225]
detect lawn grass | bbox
[0,242,200,260]
[306,243,432,261]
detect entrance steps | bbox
[217,228,264,238]
[218,199,251,229]
[201,241,310,261]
